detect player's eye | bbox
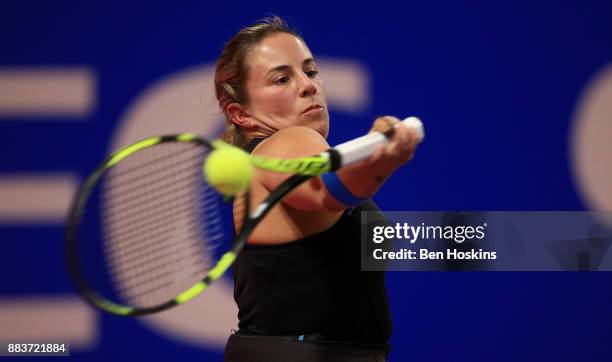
[305,70,318,78]
[275,76,289,85]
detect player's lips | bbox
[301,104,324,114]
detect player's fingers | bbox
[370,116,401,135]
[387,126,417,162]
[400,126,418,150]
[404,128,419,162]
[386,124,410,155]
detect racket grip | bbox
[333,116,424,166]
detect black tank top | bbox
[232,138,392,344]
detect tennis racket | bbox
[65,117,424,316]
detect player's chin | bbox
[301,111,329,138]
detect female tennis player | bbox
[216,17,419,361]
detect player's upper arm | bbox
[252,126,345,212]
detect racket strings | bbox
[115,244,204,297]
[102,189,227,285]
[106,225,200,283]
[101,152,204,216]
[103,144,202,183]
[93,142,225,308]
[100,145,203,265]
[109,207,220,307]
[104,214,200,273]
[101,178,199,237]
[100,158,203,234]
[100,180,202,257]
[200,185,234,251]
[118,256,207,300]
[101,180,225,275]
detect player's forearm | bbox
[336,161,397,199]
[331,123,418,202]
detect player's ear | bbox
[226,103,256,130]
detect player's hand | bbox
[366,115,419,174]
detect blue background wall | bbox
[1,1,611,361]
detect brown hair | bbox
[214,16,302,149]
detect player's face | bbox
[243,32,329,138]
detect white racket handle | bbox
[333,116,424,166]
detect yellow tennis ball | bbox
[203,147,253,196]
